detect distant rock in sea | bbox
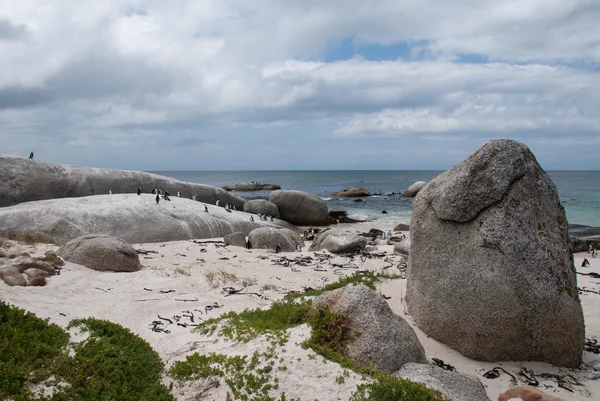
[0,154,245,209]
[332,187,371,197]
[222,183,281,191]
[0,194,294,244]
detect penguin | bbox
[387,230,392,237]
[137,187,142,195]
[216,200,220,206]
[270,215,274,222]
[109,190,112,195]
[246,240,251,249]
[192,195,197,201]
[177,191,181,197]
[204,204,208,212]
[29,151,34,159]
[250,215,254,222]
[296,244,301,252]
[155,194,160,204]
[225,203,229,210]
[275,243,281,253]
[226,208,232,213]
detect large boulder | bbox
[0,155,246,209]
[332,188,371,197]
[243,199,280,218]
[58,234,141,272]
[269,190,332,226]
[222,183,281,191]
[313,284,427,373]
[247,227,304,252]
[309,228,367,254]
[24,268,47,286]
[568,224,600,252]
[407,139,584,367]
[0,195,295,244]
[394,363,490,401]
[224,232,247,248]
[401,181,427,198]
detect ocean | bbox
[152,170,600,229]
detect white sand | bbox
[2,239,599,401]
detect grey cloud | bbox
[0,19,29,40]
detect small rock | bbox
[381,210,388,214]
[24,268,47,286]
[401,181,428,198]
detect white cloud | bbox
[0,0,599,168]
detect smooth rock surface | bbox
[222,183,281,191]
[309,228,367,254]
[13,258,56,276]
[224,232,247,248]
[394,363,490,401]
[332,187,371,197]
[313,284,427,373]
[0,155,245,209]
[401,181,427,198]
[393,236,411,255]
[0,266,27,286]
[247,227,304,252]
[58,234,141,272]
[0,194,294,244]
[269,190,332,226]
[243,199,280,218]
[393,223,410,231]
[407,139,584,367]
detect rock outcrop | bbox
[222,183,281,191]
[247,227,304,252]
[393,236,411,255]
[393,223,410,232]
[308,228,367,254]
[407,139,584,367]
[23,268,47,286]
[269,190,332,226]
[401,181,427,198]
[569,224,600,252]
[332,188,371,197]
[394,363,490,401]
[0,155,245,209]
[224,232,247,248]
[313,284,427,373]
[243,199,280,218]
[328,211,365,224]
[0,195,295,244]
[58,234,141,272]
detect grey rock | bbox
[401,181,427,198]
[0,266,26,286]
[222,183,280,191]
[393,223,410,231]
[308,228,367,254]
[332,187,371,197]
[313,284,427,373]
[269,190,332,226]
[24,268,47,286]
[58,234,141,272]
[0,195,295,244]
[243,199,280,218]
[0,154,246,209]
[588,360,600,371]
[0,249,6,258]
[394,363,490,401]
[247,227,304,252]
[407,139,584,367]
[224,232,247,248]
[393,236,411,255]
[568,224,600,252]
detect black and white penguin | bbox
[250,215,254,222]
[29,151,34,159]
[270,215,274,222]
[109,190,112,195]
[204,204,209,212]
[155,194,160,204]
[275,243,281,253]
[177,191,181,197]
[216,200,220,206]
[137,187,142,195]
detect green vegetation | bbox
[0,301,174,400]
[0,301,69,399]
[171,271,446,400]
[16,232,46,245]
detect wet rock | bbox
[332,188,371,197]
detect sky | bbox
[1,0,599,171]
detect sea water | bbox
[152,170,600,229]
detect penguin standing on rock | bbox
[216,200,220,206]
[177,191,181,197]
[250,215,254,222]
[204,204,209,212]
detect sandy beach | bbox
[2,236,599,401]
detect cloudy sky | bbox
[1,0,599,170]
